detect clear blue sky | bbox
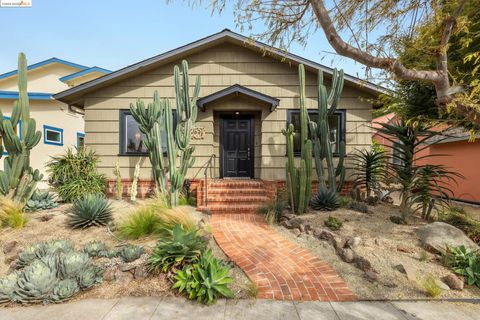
[0,0,367,79]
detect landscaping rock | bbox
[395,264,418,282]
[338,248,355,263]
[281,213,296,221]
[280,220,293,229]
[434,278,450,291]
[442,274,464,291]
[134,265,148,279]
[299,224,306,233]
[116,270,134,282]
[365,270,378,282]
[3,241,17,254]
[292,228,301,237]
[417,222,479,255]
[345,237,362,249]
[120,263,137,272]
[397,245,415,254]
[104,267,118,282]
[355,256,374,272]
[288,217,305,229]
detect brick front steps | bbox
[211,214,356,301]
[197,179,276,214]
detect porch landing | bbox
[211,213,356,301]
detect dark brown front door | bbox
[220,115,254,178]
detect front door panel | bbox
[221,116,253,178]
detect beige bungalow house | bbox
[54,29,386,211]
[0,58,110,187]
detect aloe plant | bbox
[0,53,43,205]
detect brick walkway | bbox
[211,213,356,301]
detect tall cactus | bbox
[309,68,346,194]
[282,64,312,214]
[130,60,200,207]
[0,53,43,205]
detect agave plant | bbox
[68,194,113,229]
[25,190,58,212]
[15,259,58,303]
[58,251,91,279]
[16,243,47,269]
[77,265,103,289]
[147,225,205,273]
[310,189,340,211]
[0,271,20,303]
[173,249,233,304]
[50,279,79,303]
[83,240,108,258]
[44,240,74,255]
[116,244,144,263]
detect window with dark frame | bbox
[119,110,176,155]
[286,109,346,156]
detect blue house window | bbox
[2,116,22,155]
[44,125,63,146]
[77,132,85,148]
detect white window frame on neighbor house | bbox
[43,125,63,146]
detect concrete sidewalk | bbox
[0,297,479,320]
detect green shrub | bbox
[147,225,205,273]
[338,196,350,208]
[349,200,369,213]
[445,245,480,287]
[173,249,233,304]
[257,199,288,224]
[0,197,28,229]
[440,206,480,245]
[421,274,442,297]
[324,216,342,231]
[47,148,106,202]
[68,194,113,229]
[390,215,407,225]
[25,190,58,212]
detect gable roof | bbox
[0,57,88,80]
[55,29,389,107]
[197,84,280,112]
[59,66,112,83]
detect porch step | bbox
[198,179,276,214]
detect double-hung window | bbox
[286,109,346,156]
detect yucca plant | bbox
[351,149,387,199]
[147,225,206,273]
[173,249,234,304]
[0,196,28,229]
[68,194,113,229]
[310,189,339,211]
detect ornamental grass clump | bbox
[68,194,113,229]
[0,240,103,305]
[0,197,28,229]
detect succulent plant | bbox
[83,240,108,258]
[44,240,74,255]
[116,244,144,263]
[58,251,91,279]
[68,194,113,229]
[49,279,79,303]
[311,189,340,211]
[25,190,58,212]
[0,271,20,303]
[77,265,103,289]
[16,243,47,269]
[15,259,58,303]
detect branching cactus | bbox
[0,53,42,205]
[130,60,200,207]
[309,68,346,196]
[282,64,312,214]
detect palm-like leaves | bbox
[351,149,387,197]
[147,225,205,273]
[68,194,113,229]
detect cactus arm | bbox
[298,159,306,214]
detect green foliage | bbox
[0,197,28,229]
[257,199,288,224]
[0,239,103,305]
[116,245,145,263]
[0,53,43,205]
[147,225,206,273]
[338,196,350,208]
[324,216,342,231]
[439,206,480,245]
[421,274,442,298]
[389,215,407,225]
[83,241,109,258]
[173,250,234,305]
[349,200,369,213]
[311,189,339,211]
[445,245,480,287]
[351,149,386,198]
[47,147,106,202]
[130,60,200,207]
[25,189,58,212]
[282,64,312,214]
[68,194,113,229]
